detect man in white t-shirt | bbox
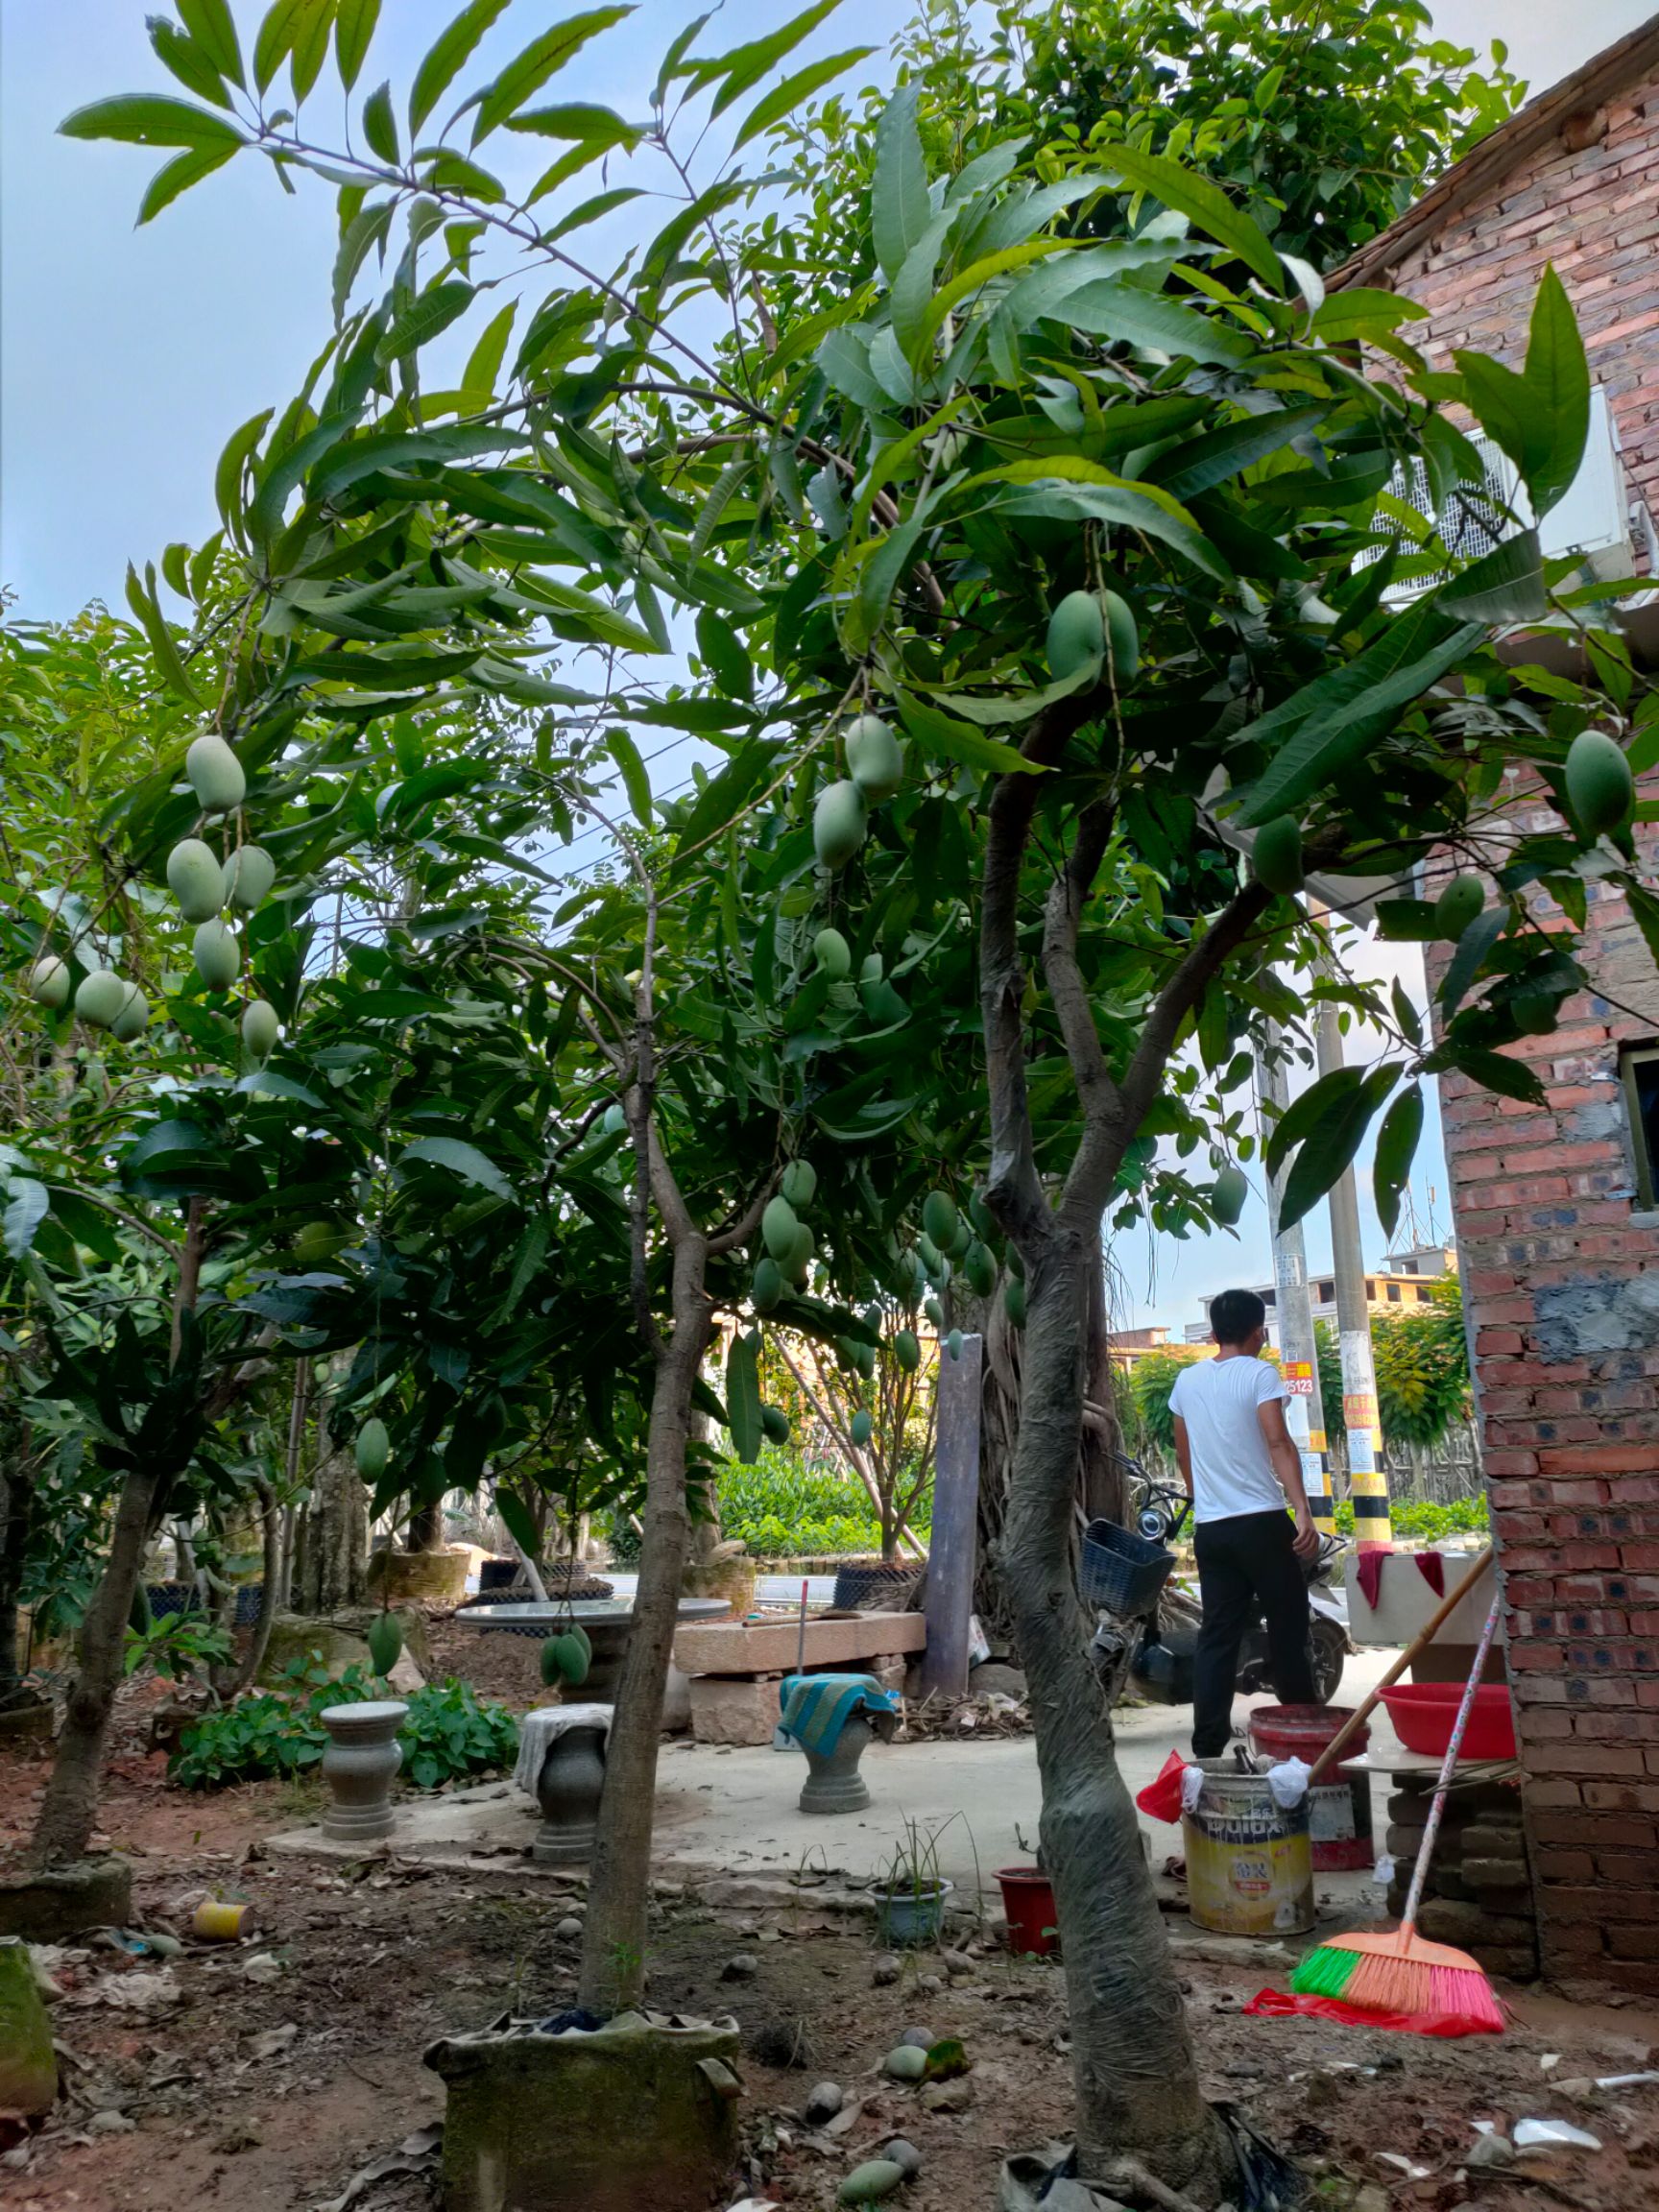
[1168,1287,1320,1758]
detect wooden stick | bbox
[1307,1545,1495,1783]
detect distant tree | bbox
[1128,1347,1204,1457]
[1317,1276,1472,1457]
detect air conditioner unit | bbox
[1367,385,1634,603]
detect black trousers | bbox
[1191,1507,1315,1756]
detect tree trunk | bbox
[298,1427,369,1614]
[0,1445,36,1706]
[28,1464,161,1864]
[578,1236,711,2013]
[227,1480,281,1697]
[409,1501,443,1553]
[1006,1236,1230,2197]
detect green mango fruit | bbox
[762,1194,800,1262]
[1004,1277,1026,1328]
[242,998,280,1058]
[27,956,69,1008]
[946,1329,964,1361]
[1211,1166,1249,1227]
[786,1222,815,1284]
[193,917,241,992]
[845,713,904,803]
[540,1636,565,1687]
[1046,589,1104,680]
[813,780,868,871]
[925,1295,944,1330]
[894,1329,920,1372]
[368,1612,404,1676]
[74,969,129,1029]
[355,1418,390,1479]
[1565,729,1634,836]
[922,1190,959,1249]
[962,1240,996,1297]
[813,926,852,978]
[760,1404,791,1445]
[781,1159,817,1210]
[166,836,226,923]
[839,2160,906,2205]
[1252,814,1305,896]
[1432,873,1485,938]
[223,844,276,910]
[109,983,149,1043]
[555,1632,590,1687]
[859,951,883,983]
[294,1220,347,1269]
[1103,589,1140,683]
[753,1256,784,1312]
[185,733,247,813]
[601,1101,627,1135]
[850,1409,873,1447]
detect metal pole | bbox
[1256,1032,1335,1537]
[1314,988,1393,1552]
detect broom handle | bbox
[1307,1545,1494,1783]
[1401,1594,1503,1929]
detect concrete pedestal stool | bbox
[778,1672,901,1815]
[320,1699,407,1842]
[516,1704,613,1864]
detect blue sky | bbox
[2,0,1646,1328]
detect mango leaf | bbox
[409,0,511,134]
[138,141,240,225]
[178,0,245,84]
[606,729,652,829]
[1278,1064,1400,1234]
[1151,405,1325,502]
[726,1329,762,1465]
[400,1135,515,1202]
[1456,267,1589,522]
[60,93,244,147]
[1264,1064,1363,1180]
[733,46,874,149]
[1372,1084,1424,1242]
[872,86,929,282]
[493,1486,541,1559]
[360,81,398,163]
[688,0,844,118]
[124,563,199,703]
[374,279,475,364]
[2,1179,49,1262]
[1103,143,1282,289]
[1431,1044,1546,1106]
[334,0,379,87]
[506,100,639,147]
[895,693,1045,776]
[148,18,237,108]
[1437,528,1546,624]
[470,7,632,143]
[995,478,1228,582]
[1435,905,1506,1017]
[236,1070,326,1109]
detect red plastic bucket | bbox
[997,1865,1059,1957]
[1247,1704,1374,1872]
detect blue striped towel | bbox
[779,1671,901,1757]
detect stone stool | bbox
[779,1672,898,1815]
[517,1704,613,1865]
[320,1699,407,1842]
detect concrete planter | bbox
[320,1699,406,1841]
[425,2011,741,2212]
[0,1858,132,1940]
[0,1695,54,1747]
[368,1547,470,1605]
[798,1713,876,1815]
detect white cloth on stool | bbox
[515,1703,613,1797]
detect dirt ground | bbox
[3,1671,1657,2212]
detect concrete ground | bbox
[273,1648,1405,1924]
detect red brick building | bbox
[1335,20,1659,1994]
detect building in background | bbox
[1334,12,1659,1998]
[1181,1246,1456,1347]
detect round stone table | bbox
[453,1598,730,1702]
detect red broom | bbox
[1291,1594,1505,2032]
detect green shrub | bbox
[1334,1494,1487,1543]
[716,1448,930,1558]
[170,1657,517,1791]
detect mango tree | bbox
[67,3,1653,2196]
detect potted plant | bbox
[997,1826,1059,1958]
[872,1817,955,1947]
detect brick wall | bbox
[1374,77,1659,528]
[1430,819,1659,1995]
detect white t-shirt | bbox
[1167,1356,1290,1523]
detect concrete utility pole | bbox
[1314,991,1394,1551]
[1257,1032,1335,1538]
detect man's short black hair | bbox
[1210,1288,1266,1345]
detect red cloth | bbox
[1356,1551,1385,1609]
[1135,1748,1188,1823]
[1243,1988,1503,2037]
[1414,1551,1446,1598]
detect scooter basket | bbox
[1079,1518,1176,1614]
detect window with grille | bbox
[1621,1046,1659,1211]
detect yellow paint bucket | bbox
[1182,1771,1313,1937]
[191,1899,251,1941]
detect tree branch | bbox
[1041,800,1122,1132]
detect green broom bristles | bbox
[1290,1941,1360,2000]
[1291,1930,1504,2031]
